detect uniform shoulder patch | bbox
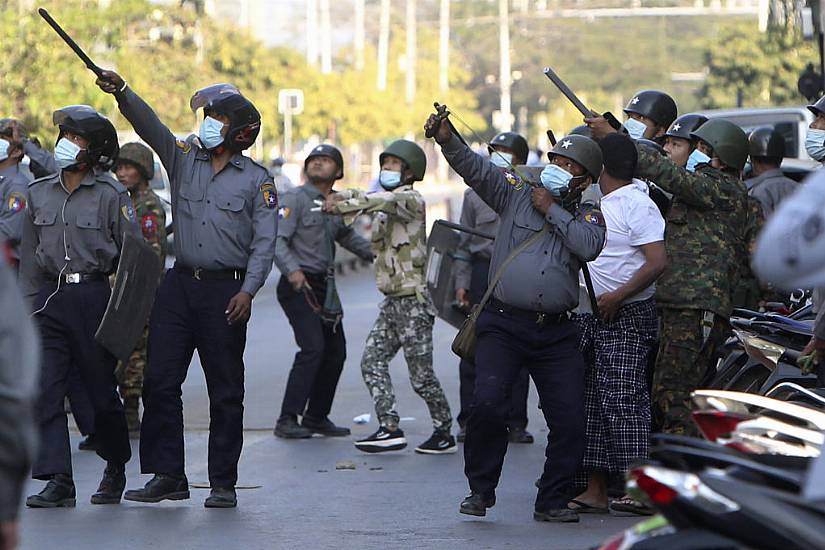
[503,171,524,190]
[278,206,291,219]
[260,181,278,209]
[122,203,136,222]
[175,139,192,153]
[583,208,605,226]
[141,214,159,240]
[7,191,26,213]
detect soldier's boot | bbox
[91,463,126,504]
[204,487,237,509]
[123,396,141,438]
[26,474,76,508]
[274,415,313,439]
[301,415,351,437]
[508,427,534,444]
[459,492,496,517]
[124,474,190,503]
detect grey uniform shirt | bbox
[22,141,56,179]
[454,187,499,291]
[441,134,606,313]
[274,183,373,275]
[0,164,30,254]
[18,171,140,300]
[0,258,39,521]
[746,168,797,218]
[115,87,278,296]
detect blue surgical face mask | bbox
[623,117,648,140]
[540,163,573,196]
[199,116,226,150]
[378,169,402,190]
[0,139,9,162]
[54,138,83,170]
[490,151,513,168]
[686,148,711,172]
[805,128,825,161]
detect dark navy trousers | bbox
[140,268,247,488]
[463,308,585,511]
[276,275,347,421]
[457,257,529,430]
[32,281,131,478]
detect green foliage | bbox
[698,21,816,108]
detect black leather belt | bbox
[174,263,245,281]
[486,297,567,326]
[47,272,106,284]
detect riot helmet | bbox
[53,105,119,171]
[304,144,344,180]
[190,84,261,152]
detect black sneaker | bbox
[508,427,534,444]
[123,474,190,503]
[90,463,126,504]
[274,416,313,439]
[204,487,237,508]
[460,492,496,517]
[302,416,351,437]
[78,434,98,451]
[354,426,407,453]
[26,474,76,508]
[534,508,580,523]
[415,430,457,455]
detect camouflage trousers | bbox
[652,308,728,436]
[116,326,148,400]
[361,295,452,431]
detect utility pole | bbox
[439,0,450,93]
[306,0,319,68]
[406,0,417,104]
[498,0,512,132]
[377,0,390,91]
[354,0,365,70]
[320,0,332,73]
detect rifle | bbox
[38,8,105,77]
[542,67,622,131]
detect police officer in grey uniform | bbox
[454,132,532,445]
[21,105,138,508]
[274,144,373,438]
[96,71,278,508]
[0,119,31,266]
[426,113,606,523]
[746,127,797,218]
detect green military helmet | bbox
[380,139,426,181]
[548,135,603,181]
[116,142,155,181]
[690,119,748,171]
[624,90,678,129]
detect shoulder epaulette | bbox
[28,172,58,187]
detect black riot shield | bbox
[95,232,163,362]
[426,219,495,329]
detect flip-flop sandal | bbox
[567,499,608,514]
[609,497,654,516]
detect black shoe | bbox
[78,434,98,451]
[91,463,126,504]
[457,426,466,443]
[534,508,580,523]
[508,427,534,444]
[354,426,407,453]
[204,487,237,508]
[123,474,190,503]
[274,416,313,439]
[26,474,76,508]
[302,416,351,437]
[415,430,457,455]
[460,492,496,517]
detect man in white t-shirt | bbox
[569,134,666,516]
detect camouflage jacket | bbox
[731,195,765,309]
[130,186,167,265]
[635,146,748,317]
[333,186,428,299]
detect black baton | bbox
[39,8,105,77]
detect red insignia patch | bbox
[141,214,158,240]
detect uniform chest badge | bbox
[261,182,277,209]
[122,203,136,222]
[7,192,26,213]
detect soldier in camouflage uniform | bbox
[326,139,455,455]
[113,142,167,436]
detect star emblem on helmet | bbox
[631,97,640,105]
[561,140,572,149]
[673,123,681,132]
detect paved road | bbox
[19,268,639,550]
